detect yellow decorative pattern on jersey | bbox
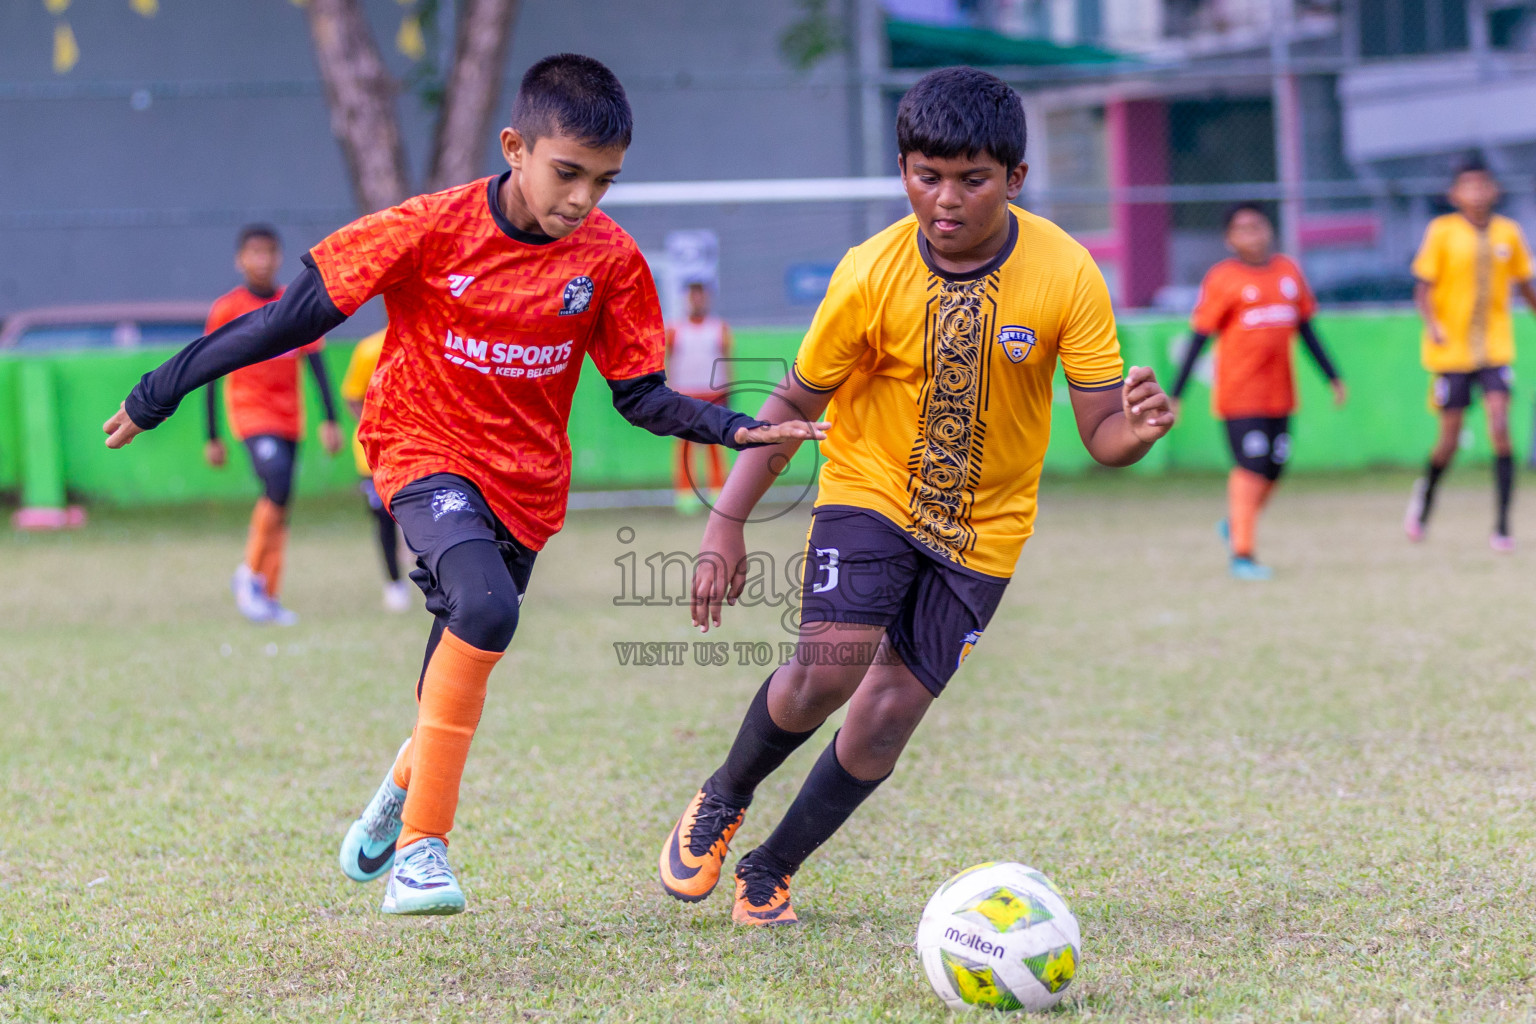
[908,277,992,561]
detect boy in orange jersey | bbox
[660,68,1173,929]
[1170,203,1345,580]
[340,326,413,613]
[665,278,732,513]
[103,54,822,917]
[1404,157,1536,551]
[203,224,343,624]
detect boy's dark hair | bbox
[1453,152,1493,182]
[237,223,280,250]
[1223,202,1270,231]
[896,67,1027,171]
[511,53,633,150]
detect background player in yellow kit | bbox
[1406,157,1536,550]
[340,328,412,612]
[665,278,733,514]
[658,67,1173,927]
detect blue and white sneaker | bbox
[381,837,465,916]
[339,741,408,882]
[231,564,273,624]
[1229,555,1273,581]
[261,594,299,627]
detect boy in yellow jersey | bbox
[340,328,413,612]
[658,67,1173,927]
[1406,157,1536,550]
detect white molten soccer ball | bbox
[915,861,1081,1012]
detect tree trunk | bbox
[426,0,521,193]
[304,0,412,212]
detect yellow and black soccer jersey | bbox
[1412,213,1534,373]
[792,207,1123,579]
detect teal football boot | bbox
[339,741,408,882]
[381,837,465,916]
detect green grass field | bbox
[4,471,1536,1022]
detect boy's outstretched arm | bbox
[607,373,827,449]
[1297,321,1347,406]
[690,373,833,633]
[1070,365,1174,467]
[305,350,345,455]
[103,263,346,448]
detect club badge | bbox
[559,275,595,316]
[997,326,1036,364]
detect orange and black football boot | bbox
[658,786,746,902]
[731,854,799,927]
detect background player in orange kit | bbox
[101,54,823,918]
[665,277,732,514]
[202,224,342,624]
[1170,203,1345,580]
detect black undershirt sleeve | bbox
[1297,320,1341,382]
[607,372,769,449]
[1169,332,1210,400]
[204,379,220,443]
[123,263,347,430]
[306,351,340,423]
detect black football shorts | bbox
[1223,416,1291,482]
[1434,366,1511,411]
[797,506,1008,697]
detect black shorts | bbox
[244,434,297,507]
[387,473,537,599]
[1224,417,1291,482]
[1434,366,1511,410]
[798,507,1008,697]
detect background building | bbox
[1,0,1533,325]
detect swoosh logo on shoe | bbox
[356,841,395,877]
[747,903,791,920]
[397,876,449,890]
[666,821,703,881]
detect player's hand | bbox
[1123,366,1174,442]
[204,439,227,468]
[1429,322,1447,347]
[692,521,748,633]
[1167,395,1181,422]
[102,403,145,450]
[734,419,831,446]
[320,420,343,456]
[1331,379,1348,407]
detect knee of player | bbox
[774,660,859,719]
[449,583,521,652]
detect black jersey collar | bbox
[917,212,1018,282]
[488,172,558,246]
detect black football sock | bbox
[752,731,887,877]
[706,674,820,808]
[1421,458,1449,524]
[1495,454,1514,536]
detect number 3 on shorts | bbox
[811,546,840,594]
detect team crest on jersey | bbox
[559,275,595,316]
[1280,276,1299,300]
[957,629,984,670]
[997,326,1036,364]
[430,489,474,521]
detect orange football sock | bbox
[705,443,726,491]
[392,734,414,790]
[398,630,502,850]
[257,518,289,598]
[1227,468,1274,559]
[243,498,283,582]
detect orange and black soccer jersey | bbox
[206,286,324,441]
[1190,256,1316,419]
[305,174,665,550]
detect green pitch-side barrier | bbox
[0,311,1531,509]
